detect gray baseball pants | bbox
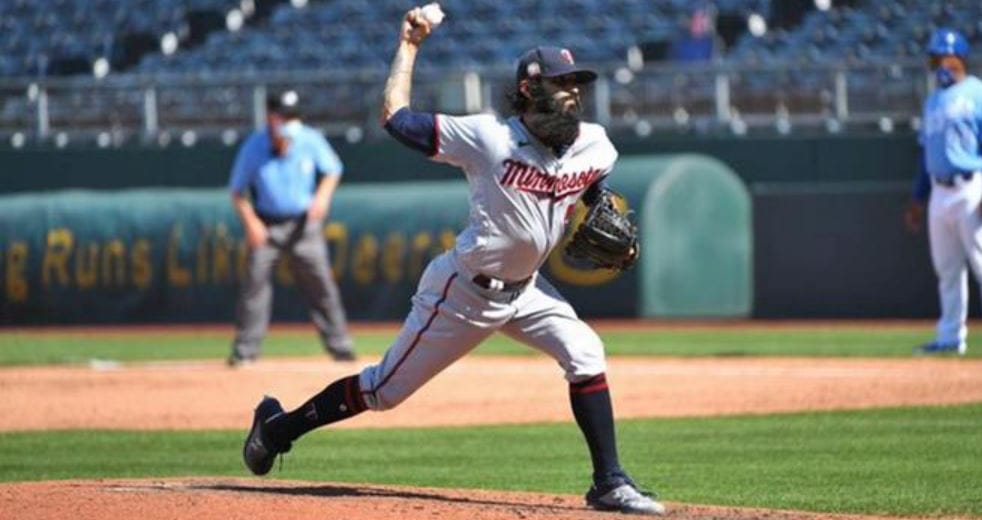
[357,250,606,411]
[231,217,353,359]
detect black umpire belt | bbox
[472,274,532,293]
[934,172,976,187]
[258,213,306,224]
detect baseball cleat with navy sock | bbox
[243,396,291,476]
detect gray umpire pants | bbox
[231,217,354,359]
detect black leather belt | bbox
[472,274,531,292]
[258,213,305,224]
[935,172,975,187]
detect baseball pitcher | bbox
[241,5,661,515]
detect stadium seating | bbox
[2,0,979,79]
[3,0,982,144]
[0,0,239,77]
[129,0,768,75]
[727,0,982,66]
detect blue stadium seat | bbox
[0,0,796,78]
[0,0,239,77]
[2,0,969,141]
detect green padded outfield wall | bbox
[0,184,469,324]
[615,155,752,317]
[0,155,751,323]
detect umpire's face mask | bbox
[268,118,302,156]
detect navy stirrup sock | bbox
[569,373,623,484]
[267,375,367,445]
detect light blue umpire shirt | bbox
[228,121,344,219]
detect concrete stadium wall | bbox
[0,133,919,193]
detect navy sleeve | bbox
[384,107,437,156]
[582,176,610,206]
[912,153,931,203]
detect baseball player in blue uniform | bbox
[906,28,982,356]
[227,90,356,365]
[240,6,664,516]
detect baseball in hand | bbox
[419,3,445,28]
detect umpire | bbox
[227,89,356,366]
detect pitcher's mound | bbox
[0,478,912,520]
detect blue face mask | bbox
[935,66,956,88]
[280,120,303,139]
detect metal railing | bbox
[0,59,931,148]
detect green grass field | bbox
[0,405,979,516]
[0,324,977,365]
[1,325,980,517]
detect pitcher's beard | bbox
[527,96,581,150]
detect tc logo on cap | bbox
[560,49,574,64]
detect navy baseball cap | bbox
[516,46,598,84]
[266,89,301,118]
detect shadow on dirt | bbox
[194,482,582,513]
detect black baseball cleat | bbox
[243,396,291,476]
[227,354,257,368]
[327,347,357,362]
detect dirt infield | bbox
[3,353,980,519]
[2,356,980,431]
[0,478,943,520]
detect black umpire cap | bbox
[266,89,301,119]
[516,46,598,85]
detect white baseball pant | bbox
[928,172,982,346]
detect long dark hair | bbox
[506,87,529,114]
[506,79,549,114]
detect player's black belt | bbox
[934,172,975,187]
[472,274,532,293]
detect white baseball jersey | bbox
[357,114,616,411]
[433,114,618,282]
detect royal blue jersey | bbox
[228,122,343,217]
